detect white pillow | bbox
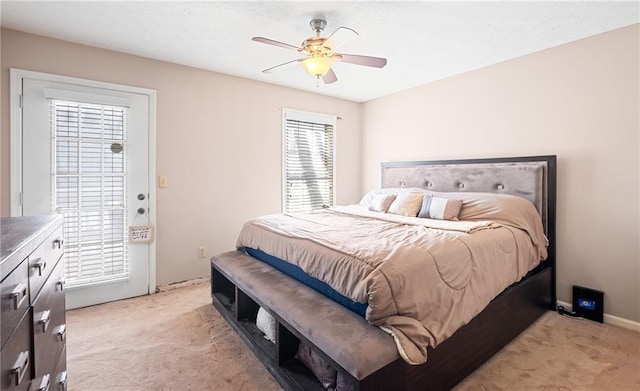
[370,193,397,212]
[358,188,401,209]
[256,307,276,344]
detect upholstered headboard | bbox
[381,156,556,236]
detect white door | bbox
[17,73,155,309]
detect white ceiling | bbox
[1,1,638,102]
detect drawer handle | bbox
[11,351,29,386]
[10,283,28,310]
[53,238,64,249]
[58,371,67,391]
[31,373,50,391]
[36,310,51,333]
[56,278,66,292]
[34,257,47,276]
[55,324,66,342]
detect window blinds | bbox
[51,99,129,287]
[284,115,335,213]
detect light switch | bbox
[158,176,168,188]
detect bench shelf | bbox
[211,261,342,391]
[210,250,552,391]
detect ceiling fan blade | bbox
[333,53,387,68]
[324,26,359,51]
[252,37,301,51]
[322,69,338,84]
[262,59,304,74]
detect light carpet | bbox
[66,281,639,391]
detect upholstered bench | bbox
[211,250,402,390]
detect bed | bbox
[211,155,556,391]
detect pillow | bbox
[387,189,424,217]
[255,307,276,344]
[417,195,463,221]
[336,372,355,391]
[454,192,548,259]
[358,188,400,210]
[296,342,337,390]
[369,193,397,213]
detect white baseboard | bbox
[557,300,640,332]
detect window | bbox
[283,109,336,213]
[51,99,129,287]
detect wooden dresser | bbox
[1,216,67,391]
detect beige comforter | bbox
[236,196,547,365]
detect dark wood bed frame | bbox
[211,155,556,391]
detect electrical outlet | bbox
[158,176,168,188]
[198,246,206,258]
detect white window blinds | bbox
[51,99,129,287]
[283,110,336,213]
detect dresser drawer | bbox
[54,346,68,391]
[1,309,32,391]
[31,258,66,379]
[1,259,29,349]
[31,345,67,391]
[29,227,64,304]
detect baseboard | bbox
[557,300,640,332]
[156,276,210,293]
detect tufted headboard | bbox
[381,156,556,237]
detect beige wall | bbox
[362,24,639,322]
[1,28,362,286]
[3,24,638,323]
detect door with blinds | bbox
[19,75,154,309]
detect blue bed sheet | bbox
[245,247,368,317]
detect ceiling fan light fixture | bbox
[253,18,386,85]
[301,56,333,77]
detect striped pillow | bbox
[418,196,463,221]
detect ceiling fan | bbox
[252,19,387,85]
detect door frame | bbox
[9,68,157,293]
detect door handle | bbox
[10,283,28,310]
[55,324,66,342]
[33,257,47,276]
[53,238,64,249]
[31,373,50,391]
[11,351,29,386]
[58,371,67,391]
[36,310,51,333]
